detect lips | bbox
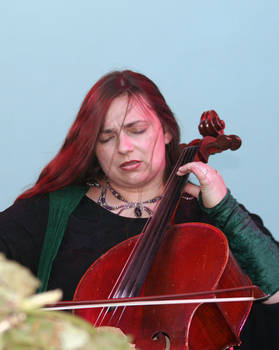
[120,160,141,171]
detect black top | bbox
[0,193,212,299]
[0,194,278,349]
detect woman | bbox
[1,70,279,348]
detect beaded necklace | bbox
[88,182,162,217]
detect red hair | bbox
[17,70,180,200]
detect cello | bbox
[73,110,265,350]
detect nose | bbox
[117,132,134,154]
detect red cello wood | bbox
[74,224,259,349]
[73,111,264,349]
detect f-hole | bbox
[152,331,171,350]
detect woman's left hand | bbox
[177,161,227,208]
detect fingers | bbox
[177,162,215,184]
[178,162,227,208]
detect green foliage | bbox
[0,254,134,350]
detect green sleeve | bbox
[198,190,279,295]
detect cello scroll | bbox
[185,110,242,163]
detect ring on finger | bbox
[201,167,208,176]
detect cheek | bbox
[95,145,112,171]
[157,137,167,154]
[95,146,102,164]
[146,132,166,163]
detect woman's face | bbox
[95,94,172,193]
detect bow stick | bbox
[43,285,268,311]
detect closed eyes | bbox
[98,121,149,143]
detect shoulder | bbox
[47,185,89,217]
[0,185,88,221]
[0,193,49,224]
[0,193,50,238]
[0,193,50,272]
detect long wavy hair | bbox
[17,70,181,200]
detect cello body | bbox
[74,222,255,350]
[73,111,263,349]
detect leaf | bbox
[0,254,39,298]
[0,255,134,350]
[1,311,134,350]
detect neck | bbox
[108,178,165,203]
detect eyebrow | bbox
[101,120,148,134]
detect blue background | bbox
[1,1,278,238]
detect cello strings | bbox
[96,147,198,326]
[118,146,196,293]
[94,146,198,327]
[121,146,197,297]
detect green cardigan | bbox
[37,186,279,296]
[37,185,88,293]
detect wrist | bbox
[198,188,229,210]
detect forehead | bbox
[103,94,160,127]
